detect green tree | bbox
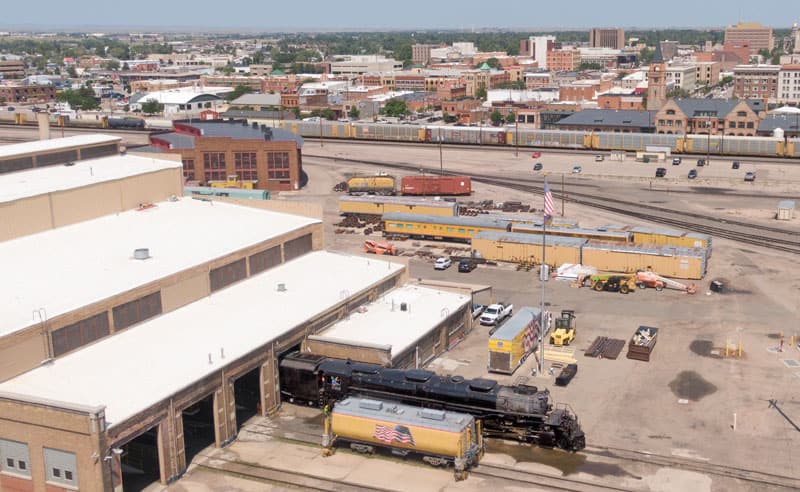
[348,107,360,119]
[490,110,503,125]
[639,48,654,65]
[66,66,78,78]
[667,88,690,99]
[380,98,409,117]
[442,113,457,123]
[485,57,501,69]
[476,84,487,100]
[104,60,120,70]
[506,112,516,124]
[578,62,603,70]
[141,100,164,115]
[57,87,99,110]
[225,84,253,102]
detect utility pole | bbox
[706,116,711,166]
[515,118,519,157]
[438,127,443,175]
[320,117,324,148]
[561,173,565,216]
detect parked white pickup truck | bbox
[480,303,513,326]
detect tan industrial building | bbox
[0,134,476,492]
[589,28,625,50]
[724,22,774,55]
[303,285,471,369]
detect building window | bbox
[234,152,258,181]
[747,122,754,129]
[182,159,195,181]
[267,151,290,180]
[0,439,31,478]
[44,448,77,486]
[203,152,227,181]
[729,121,736,128]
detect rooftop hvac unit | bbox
[400,302,408,311]
[277,283,287,292]
[133,248,150,260]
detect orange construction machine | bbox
[635,271,696,294]
[364,239,396,255]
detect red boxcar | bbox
[400,176,472,196]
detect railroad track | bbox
[473,462,632,492]
[238,414,800,490]
[195,451,391,492]
[584,445,800,491]
[307,154,800,255]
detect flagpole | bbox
[540,213,546,376]
[539,178,552,376]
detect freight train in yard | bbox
[345,174,472,196]
[279,352,586,452]
[276,120,800,158]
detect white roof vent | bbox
[133,248,150,260]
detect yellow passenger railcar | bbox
[339,196,458,217]
[325,396,483,480]
[382,212,510,242]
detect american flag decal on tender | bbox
[373,424,416,446]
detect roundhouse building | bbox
[0,134,471,492]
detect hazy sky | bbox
[2,0,798,30]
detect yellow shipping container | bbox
[488,307,541,374]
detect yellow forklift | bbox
[588,274,637,294]
[550,310,576,346]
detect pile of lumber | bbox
[585,337,626,359]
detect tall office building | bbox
[520,36,556,69]
[590,28,625,49]
[724,22,773,55]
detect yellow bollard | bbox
[725,339,730,357]
[738,337,742,358]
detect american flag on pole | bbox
[373,424,416,446]
[543,178,554,224]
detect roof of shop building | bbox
[0,251,404,427]
[0,153,180,204]
[313,285,470,358]
[168,120,303,146]
[0,134,120,159]
[0,198,320,337]
[554,109,657,128]
[511,223,632,240]
[230,93,282,106]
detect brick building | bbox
[597,93,645,110]
[554,108,655,132]
[733,64,780,102]
[0,83,56,103]
[590,28,625,49]
[778,65,800,104]
[0,60,25,79]
[653,98,765,136]
[412,44,438,65]
[546,49,580,72]
[148,119,304,192]
[725,22,773,55]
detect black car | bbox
[655,167,667,177]
[458,259,477,272]
[555,364,578,386]
[688,169,698,179]
[533,162,543,171]
[732,161,740,169]
[697,158,706,166]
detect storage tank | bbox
[347,174,396,195]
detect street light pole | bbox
[706,116,710,166]
[438,127,443,175]
[515,118,519,157]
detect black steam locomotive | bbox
[279,352,585,452]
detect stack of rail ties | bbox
[585,337,626,359]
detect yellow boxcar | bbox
[581,241,707,280]
[488,307,541,375]
[511,223,632,243]
[327,396,483,480]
